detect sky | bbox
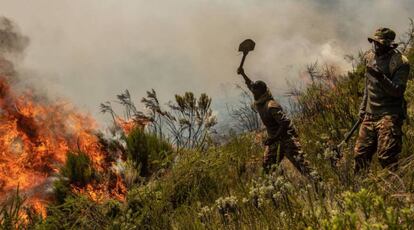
[1,0,414,126]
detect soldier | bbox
[355,27,410,173]
[237,67,319,181]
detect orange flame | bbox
[0,74,126,215]
[115,117,149,135]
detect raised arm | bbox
[237,67,253,91]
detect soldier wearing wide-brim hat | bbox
[355,27,410,173]
[367,27,399,48]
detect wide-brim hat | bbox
[368,27,398,48]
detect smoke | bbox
[0,17,28,54]
[1,0,413,125]
[0,16,28,77]
[0,16,109,207]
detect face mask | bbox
[372,42,389,56]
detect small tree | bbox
[166,92,217,150]
[102,89,217,151]
[141,89,167,138]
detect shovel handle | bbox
[239,52,248,69]
[343,118,362,143]
[333,118,363,165]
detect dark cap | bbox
[251,80,267,95]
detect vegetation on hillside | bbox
[1,21,414,230]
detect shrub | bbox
[61,151,94,187]
[126,128,172,177]
[110,183,172,229]
[53,151,94,204]
[52,178,71,205]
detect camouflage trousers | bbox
[263,134,316,179]
[354,114,403,172]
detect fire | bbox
[0,73,126,215]
[115,117,149,135]
[73,174,127,203]
[116,118,137,135]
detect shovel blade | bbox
[238,39,255,53]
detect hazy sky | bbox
[1,0,414,125]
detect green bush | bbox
[61,151,94,187]
[52,178,71,205]
[53,151,94,204]
[111,184,172,229]
[126,128,172,177]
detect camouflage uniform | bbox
[253,90,316,177]
[355,28,410,172]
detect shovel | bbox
[237,39,255,85]
[331,118,362,167]
[238,39,255,70]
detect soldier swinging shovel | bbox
[236,39,321,184]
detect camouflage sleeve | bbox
[359,77,368,113]
[269,107,290,139]
[377,63,410,97]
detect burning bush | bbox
[61,151,95,187]
[0,18,127,213]
[0,16,127,217]
[53,151,95,204]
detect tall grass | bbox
[0,188,27,230]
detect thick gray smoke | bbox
[0,16,28,77]
[0,17,28,55]
[1,0,414,125]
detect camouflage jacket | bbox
[254,90,294,139]
[359,49,410,118]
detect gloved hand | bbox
[366,66,384,79]
[237,67,245,75]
